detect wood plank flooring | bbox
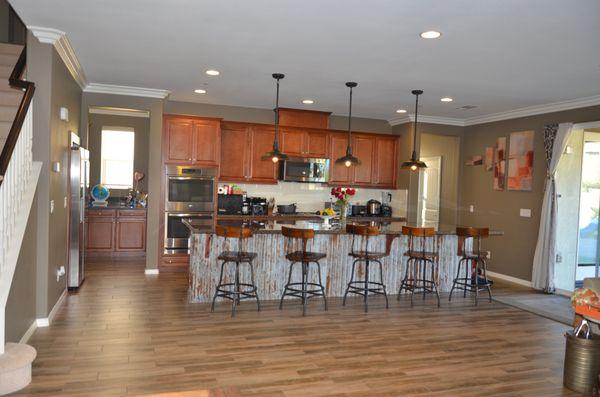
[12,259,579,397]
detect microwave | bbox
[279,157,330,183]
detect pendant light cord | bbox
[274,77,281,150]
[346,84,354,156]
[412,91,420,160]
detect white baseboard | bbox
[144,268,159,275]
[36,288,67,328]
[487,270,533,288]
[18,320,37,344]
[555,288,573,297]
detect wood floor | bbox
[13,259,579,397]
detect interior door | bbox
[417,156,442,228]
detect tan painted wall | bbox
[87,113,150,195]
[80,93,163,270]
[460,105,600,281]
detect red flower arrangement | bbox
[330,187,356,202]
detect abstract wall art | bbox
[507,130,534,191]
[493,137,507,191]
[485,147,494,171]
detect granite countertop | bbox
[217,213,407,222]
[86,205,147,210]
[185,218,503,236]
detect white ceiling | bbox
[10,0,600,122]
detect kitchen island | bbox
[186,219,502,303]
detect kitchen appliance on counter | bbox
[218,194,244,215]
[277,203,297,214]
[248,197,268,215]
[279,157,330,183]
[380,191,393,217]
[165,165,217,212]
[381,205,392,217]
[164,212,213,254]
[351,204,367,216]
[68,133,90,289]
[367,199,382,216]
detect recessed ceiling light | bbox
[420,30,442,39]
[194,89,207,94]
[301,99,315,104]
[395,109,407,114]
[205,69,220,76]
[441,97,453,102]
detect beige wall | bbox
[460,105,600,281]
[87,113,150,195]
[5,195,37,342]
[81,93,163,270]
[164,100,392,134]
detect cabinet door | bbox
[115,218,146,251]
[306,132,329,158]
[165,118,194,163]
[352,135,376,185]
[219,125,250,181]
[280,129,305,157]
[86,218,115,251]
[374,136,397,188]
[192,120,220,165]
[248,127,278,183]
[329,134,352,184]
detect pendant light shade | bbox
[262,73,289,163]
[335,82,361,168]
[401,89,427,171]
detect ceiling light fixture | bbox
[335,82,361,168]
[420,30,442,39]
[194,89,207,94]
[401,90,427,171]
[441,97,453,102]
[205,69,220,76]
[396,109,407,114]
[262,73,288,164]
[302,99,315,104]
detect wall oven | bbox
[165,165,217,212]
[164,212,213,254]
[279,157,330,183]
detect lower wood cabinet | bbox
[86,209,147,257]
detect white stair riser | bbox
[0,106,17,123]
[0,43,22,56]
[0,121,10,139]
[0,65,13,79]
[0,54,18,67]
[0,90,20,107]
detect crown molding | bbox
[84,83,171,99]
[89,106,150,118]
[388,114,465,127]
[463,94,600,126]
[28,26,88,90]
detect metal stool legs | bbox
[211,258,261,317]
[449,256,493,304]
[279,260,327,316]
[398,258,440,307]
[343,258,389,312]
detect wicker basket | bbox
[564,331,600,394]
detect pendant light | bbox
[401,89,427,171]
[262,73,288,163]
[335,82,361,167]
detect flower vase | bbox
[339,202,348,223]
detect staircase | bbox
[0,42,41,395]
[0,44,21,153]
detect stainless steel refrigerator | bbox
[68,132,90,289]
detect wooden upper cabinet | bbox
[248,127,278,183]
[192,119,220,166]
[306,131,329,157]
[280,129,305,157]
[165,118,194,163]
[329,134,352,184]
[352,135,376,185]
[220,124,250,182]
[374,136,398,188]
[164,116,220,165]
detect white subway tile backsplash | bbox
[219,181,407,217]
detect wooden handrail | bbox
[0,46,35,184]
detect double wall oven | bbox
[164,165,216,254]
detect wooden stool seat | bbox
[343,224,389,312]
[449,227,492,305]
[398,226,440,307]
[218,251,258,262]
[280,227,328,316]
[211,225,261,316]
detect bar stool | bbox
[279,226,327,316]
[398,226,440,307]
[449,227,493,305]
[343,224,389,312]
[211,225,261,316]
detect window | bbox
[100,127,135,189]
